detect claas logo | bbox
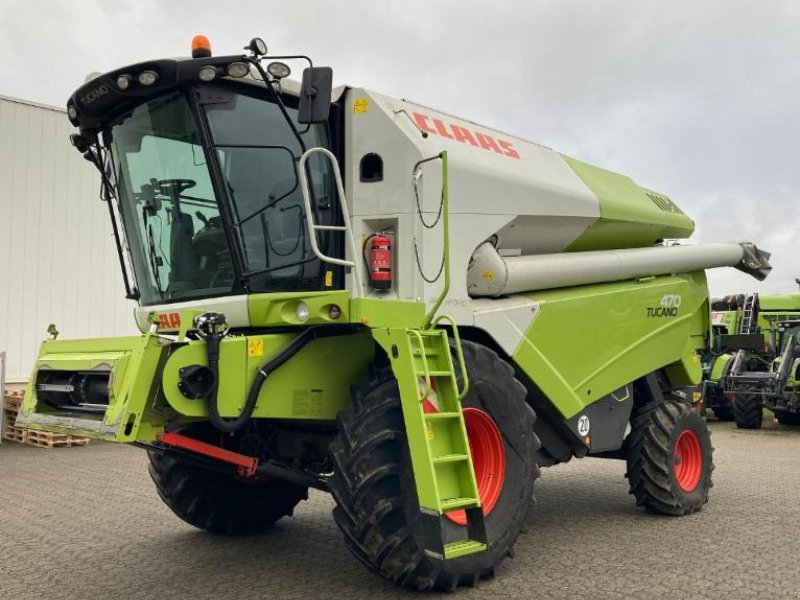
[412,112,520,159]
[158,313,181,329]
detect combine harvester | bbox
[18,36,771,590]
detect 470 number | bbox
[659,294,682,308]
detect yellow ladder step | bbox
[444,540,487,560]
[424,412,461,420]
[440,497,478,512]
[433,453,469,464]
[412,347,441,355]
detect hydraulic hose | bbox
[197,315,355,432]
[203,329,245,432]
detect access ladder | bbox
[730,293,760,376]
[739,293,759,335]
[373,323,487,560]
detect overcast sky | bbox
[2,0,798,296]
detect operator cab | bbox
[67,36,339,306]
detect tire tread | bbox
[625,398,714,516]
[329,341,539,591]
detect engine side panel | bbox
[509,271,708,420]
[162,331,375,420]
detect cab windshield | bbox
[108,88,335,306]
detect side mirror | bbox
[298,67,333,124]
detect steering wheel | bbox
[157,178,197,197]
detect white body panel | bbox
[344,89,605,324]
[470,297,540,355]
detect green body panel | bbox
[144,292,426,337]
[513,272,709,419]
[248,291,352,327]
[758,295,800,311]
[349,297,427,328]
[663,341,705,389]
[147,292,354,336]
[709,354,733,382]
[562,155,694,251]
[756,298,800,337]
[20,335,168,441]
[713,309,740,335]
[162,331,374,420]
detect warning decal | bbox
[248,338,264,358]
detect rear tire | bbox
[147,434,308,535]
[710,394,735,421]
[774,410,800,426]
[625,399,714,516]
[711,404,735,421]
[329,341,539,591]
[733,390,763,429]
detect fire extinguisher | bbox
[368,233,392,290]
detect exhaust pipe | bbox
[467,241,771,297]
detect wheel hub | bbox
[673,429,702,492]
[446,408,506,525]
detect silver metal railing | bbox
[297,147,363,296]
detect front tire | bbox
[147,435,308,535]
[329,341,539,591]
[710,393,735,421]
[625,399,714,516]
[733,390,763,429]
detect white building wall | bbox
[0,95,136,382]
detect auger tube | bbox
[467,241,772,297]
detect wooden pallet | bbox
[23,428,90,449]
[3,391,26,444]
[3,423,27,444]
[4,393,22,440]
[3,397,91,448]
[3,391,23,413]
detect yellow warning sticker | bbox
[248,338,264,358]
[425,421,434,441]
[325,270,333,287]
[353,98,369,114]
[482,271,495,281]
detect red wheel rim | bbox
[674,429,703,492]
[445,408,506,525]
